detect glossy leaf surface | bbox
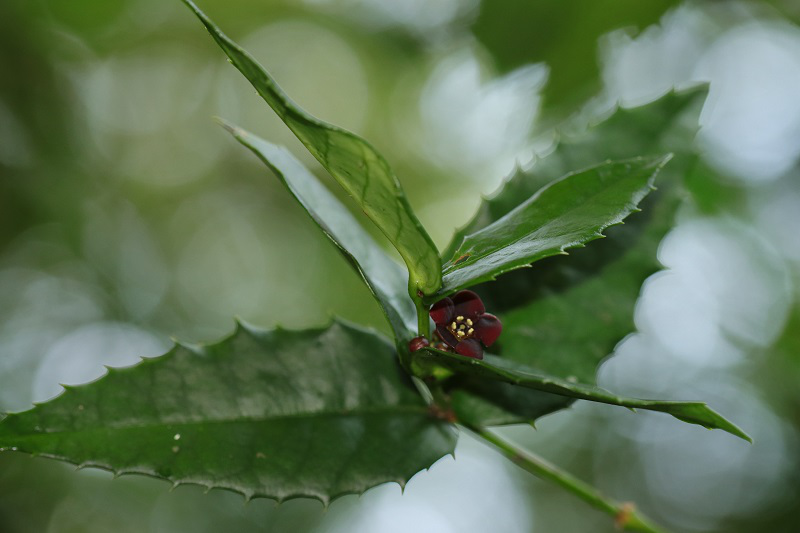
[440,156,670,297]
[0,321,456,503]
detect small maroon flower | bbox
[429,290,501,359]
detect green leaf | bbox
[443,86,707,260]
[444,89,707,426]
[439,155,671,297]
[182,0,441,299]
[219,120,416,342]
[498,185,682,382]
[421,348,750,442]
[0,321,456,503]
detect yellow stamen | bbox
[466,319,473,326]
[456,316,464,321]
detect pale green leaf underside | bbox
[422,348,750,442]
[0,321,456,503]
[220,120,416,341]
[439,155,671,298]
[182,0,441,298]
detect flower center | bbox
[448,315,475,340]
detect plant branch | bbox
[462,423,670,533]
[416,300,431,339]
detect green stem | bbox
[416,300,430,339]
[462,423,670,533]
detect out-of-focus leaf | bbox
[438,156,670,298]
[471,0,680,110]
[220,121,416,341]
[182,0,441,300]
[0,321,456,504]
[422,348,750,442]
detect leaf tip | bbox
[214,115,239,135]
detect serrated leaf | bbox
[0,321,456,503]
[445,90,707,427]
[219,121,416,341]
[182,0,441,300]
[422,348,750,442]
[443,86,707,260]
[438,156,671,297]
[498,185,682,383]
[455,188,680,424]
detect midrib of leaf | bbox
[0,406,430,442]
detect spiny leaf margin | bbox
[0,320,457,505]
[436,155,672,299]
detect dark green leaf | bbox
[0,321,456,503]
[445,89,707,427]
[439,156,670,297]
[497,185,682,383]
[422,348,750,442]
[182,0,441,299]
[220,120,416,342]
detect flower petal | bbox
[429,297,454,325]
[455,338,483,359]
[435,325,459,348]
[474,313,502,347]
[452,290,485,318]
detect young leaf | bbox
[0,321,456,503]
[182,0,442,300]
[442,86,708,259]
[219,120,416,341]
[421,348,750,442]
[439,156,671,297]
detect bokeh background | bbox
[2,0,800,531]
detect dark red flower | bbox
[429,290,501,359]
